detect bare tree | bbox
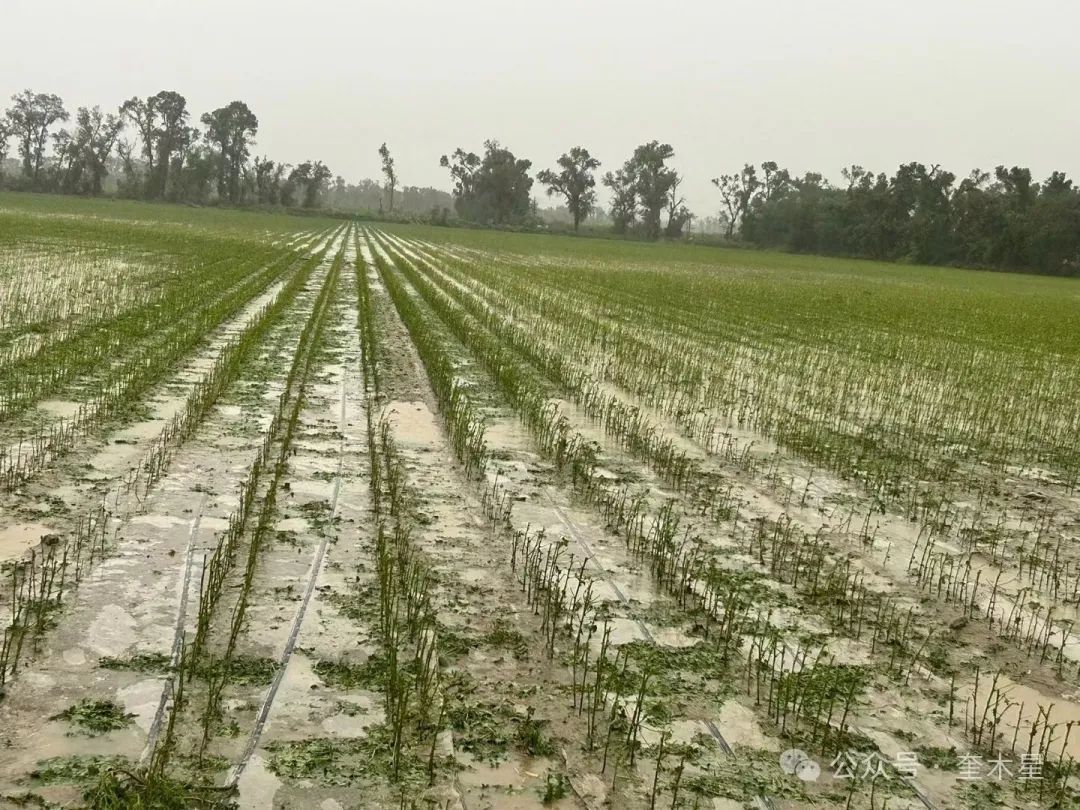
[711,164,760,238]
[664,176,693,237]
[378,142,397,212]
[0,119,11,185]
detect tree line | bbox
[2,89,1076,276]
[322,175,454,218]
[439,140,1079,276]
[712,162,1080,276]
[0,89,333,207]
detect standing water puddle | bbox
[0,522,55,562]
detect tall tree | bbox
[152,91,191,198]
[988,165,1035,267]
[440,148,481,208]
[726,159,1080,276]
[119,90,191,198]
[59,106,124,195]
[114,138,139,197]
[171,140,215,204]
[1029,172,1080,274]
[602,169,636,234]
[289,160,332,208]
[0,119,10,185]
[169,125,202,197]
[891,162,955,264]
[378,142,397,212]
[1042,171,1073,196]
[5,90,68,188]
[841,164,867,191]
[664,176,694,237]
[51,129,78,191]
[271,162,290,205]
[119,95,158,193]
[201,101,258,204]
[308,161,332,208]
[440,141,533,224]
[759,160,792,202]
[537,147,601,232]
[711,165,760,238]
[252,156,276,204]
[627,141,679,239]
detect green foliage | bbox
[99,652,172,673]
[537,147,600,232]
[289,160,333,208]
[733,160,1080,276]
[914,744,961,771]
[610,639,735,699]
[514,712,557,758]
[53,106,124,195]
[378,142,396,212]
[440,140,534,225]
[119,91,192,200]
[603,141,679,239]
[313,656,388,690]
[628,141,678,240]
[4,89,68,188]
[483,618,530,659]
[376,220,1080,501]
[541,770,571,804]
[681,748,812,803]
[445,699,511,763]
[196,655,278,686]
[83,767,233,809]
[2,87,332,208]
[201,100,258,204]
[51,699,135,735]
[30,755,130,784]
[602,167,637,235]
[266,724,434,788]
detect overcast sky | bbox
[3,0,1078,214]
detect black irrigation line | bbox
[226,367,348,788]
[140,493,208,765]
[907,778,938,810]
